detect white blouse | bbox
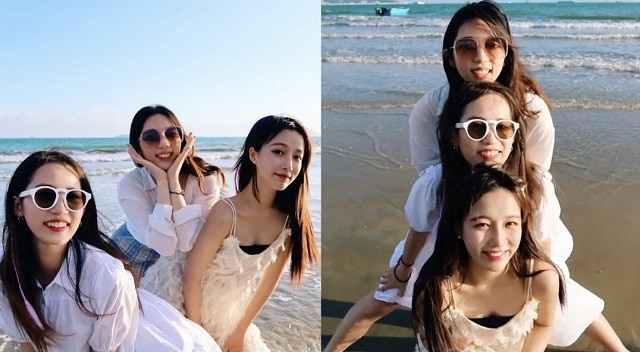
[0,246,136,351]
[0,245,220,352]
[409,83,555,175]
[118,167,222,256]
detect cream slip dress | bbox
[417,263,539,352]
[141,198,290,352]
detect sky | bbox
[0,1,320,138]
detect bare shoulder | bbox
[202,198,234,234]
[530,260,560,301]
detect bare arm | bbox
[522,262,560,352]
[165,133,196,213]
[182,201,232,323]
[379,228,429,294]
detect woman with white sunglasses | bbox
[110,105,226,281]
[0,150,221,352]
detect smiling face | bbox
[461,188,522,273]
[250,129,305,192]
[451,19,506,83]
[14,163,84,252]
[455,92,515,168]
[138,114,182,170]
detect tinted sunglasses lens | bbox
[496,121,516,140]
[467,121,488,140]
[485,37,507,59]
[33,188,57,209]
[65,190,88,210]
[165,127,183,141]
[454,39,478,59]
[141,130,161,142]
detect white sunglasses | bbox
[19,186,92,212]
[455,119,520,141]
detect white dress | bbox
[0,244,220,352]
[375,164,604,347]
[141,198,290,352]
[418,269,539,352]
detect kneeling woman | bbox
[0,151,220,352]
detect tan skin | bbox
[183,130,304,352]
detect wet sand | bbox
[321,107,640,351]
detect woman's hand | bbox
[167,132,195,182]
[127,144,168,182]
[378,264,411,295]
[221,327,245,352]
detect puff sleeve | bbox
[404,164,442,233]
[87,257,139,352]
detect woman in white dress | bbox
[413,165,564,352]
[0,150,220,352]
[182,115,320,352]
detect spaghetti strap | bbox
[220,198,237,238]
[526,260,534,300]
[281,215,290,232]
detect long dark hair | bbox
[442,0,552,118]
[235,115,319,282]
[438,81,542,206]
[129,105,226,192]
[1,151,135,351]
[412,165,565,352]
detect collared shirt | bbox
[117,167,222,256]
[0,245,139,352]
[0,245,222,352]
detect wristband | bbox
[393,263,410,283]
[169,189,185,195]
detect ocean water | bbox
[0,137,321,351]
[322,2,640,110]
[321,0,640,199]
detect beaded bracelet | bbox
[393,263,410,283]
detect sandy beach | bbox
[321,106,640,351]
